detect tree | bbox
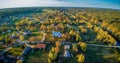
[48,51,58,62]
[76,34,81,41]
[40,24,46,30]
[55,41,61,47]
[79,42,87,52]
[20,35,25,41]
[0,36,3,41]
[72,44,78,53]
[81,29,87,33]
[16,60,22,63]
[5,35,11,43]
[76,54,85,63]
[54,47,60,54]
[29,37,36,42]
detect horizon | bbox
[0,0,120,9]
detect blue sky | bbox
[0,0,120,9]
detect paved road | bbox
[87,44,120,48]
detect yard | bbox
[85,46,118,63]
[25,50,48,63]
[6,47,24,56]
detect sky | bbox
[0,0,120,9]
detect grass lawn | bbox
[25,50,48,63]
[85,46,117,63]
[32,31,43,36]
[6,47,24,56]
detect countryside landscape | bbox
[0,7,120,63]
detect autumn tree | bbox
[72,44,78,53]
[19,35,25,41]
[55,41,61,47]
[29,37,36,42]
[16,60,22,63]
[79,42,87,52]
[40,24,46,30]
[76,54,85,63]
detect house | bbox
[36,43,46,49]
[7,30,11,33]
[116,42,120,46]
[20,57,25,62]
[52,30,62,37]
[7,55,16,59]
[21,46,31,56]
[23,30,32,36]
[11,33,18,39]
[63,50,71,58]
[0,41,4,44]
[64,45,70,50]
[0,55,4,60]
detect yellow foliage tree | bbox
[79,42,87,52]
[76,54,85,63]
[20,35,24,41]
[16,60,22,63]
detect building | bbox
[36,43,46,49]
[23,30,32,36]
[64,45,70,50]
[63,50,71,58]
[21,46,31,56]
[116,42,120,46]
[52,30,62,37]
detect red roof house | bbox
[36,44,46,49]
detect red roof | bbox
[36,44,46,49]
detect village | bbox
[0,7,120,63]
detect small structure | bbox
[20,57,25,61]
[0,55,4,60]
[64,45,70,50]
[64,50,71,58]
[0,41,4,44]
[36,43,46,49]
[116,42,120,46]
[21,46,31,56]
[7,30,11,33]
[23,30,32,36]
[52,30,62,37]
[11,34,18,39]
